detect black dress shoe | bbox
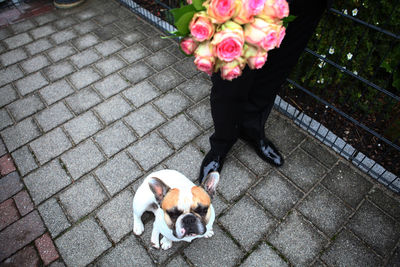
[240,134,284,167]
[198,151,224,184]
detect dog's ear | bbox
[202,171,219,198]
[148,177,170,204]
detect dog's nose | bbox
[182,215,196,225]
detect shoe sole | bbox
[54,0,85,8]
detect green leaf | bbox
[175,11,196,36]
[393,69,400,90]
[170,4,196,23]
[192,0,206,11]
[282,15,297,28]
[380,60,393,73]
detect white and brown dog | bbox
[132,169,219,250]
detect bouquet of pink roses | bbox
[169,0,293,80]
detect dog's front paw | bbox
[133,220,144,236]
[204,229,214,238]
[160,237,173,250]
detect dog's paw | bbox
[160,237,173,250]
[204,229,214,238]
[151,241,160,249]
[133,220,144,236]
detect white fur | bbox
[132,170,215,250]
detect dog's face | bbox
[149,172,219,239]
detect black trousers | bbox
[209,0,328,157]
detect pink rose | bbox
[194,41,215,75]
[180,37,198,55]
[186,0,192,3]
[218,58,245,80]
[206,0,236,24]
[261,0,289,19]
[233,0,266,24]
[244,18,279,51]
[189,12,215,42]
[243,44,268,69]
[276,25,286,48]
[211,21,244,62]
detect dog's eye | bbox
[194,206,209,216]
[167,210,182,219]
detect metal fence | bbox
[116,0,400,193]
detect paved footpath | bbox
[0,0,400,266]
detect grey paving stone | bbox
[3,32,33,49]
[234,143,272,176]
[0,109,13,130]
[347,200,400,257]
[0,84,18,108]
[321,162,373,208]
[7,94,45,122]
[145,50,178,71]
[217,157,256,202]
[122,80,160,108]
[10,20,35,34]
[70,48,101,69]
[59,175,107,221]
[118,44,151,63]
[268,211,327,266]
[47,44,76,62]
[44,61,75,82]
[128,133,173,171]
[68,67,101,90]
[24,160,71,204]
[168,43,187,60]
[38,198,71,238]
[165,255,189,267]
[140,35,172,52]
[40,79,74,105]
[187,99,212,129]
[164,144,204,182]
[73,20,98,35]
[74,8,100,21]
[55,218,112,267]
[20,54,51,74]
[124,104,165,137]
[118,31,147,46]
[121,61,155,85]
[0,48,28,67]
[51,29,77,44]
[149,68,186,92]
[95,152,141,196]
[72,33,100,50]
[0,172,23,203]
[95,39,124,57]
[30,128,72,164]
[154,90,191,118]
[94,56,127,76]
[0,28,12,41]
[301,138,338,168]
[159,114,201,150]
[1,118,40,152]
[36,102,73,132]
[297,185,352,237]
[93,73,130,98]
[0,65,23,87]
[94,95,132,125]
[96,189,133,242]
[15,72,49,96]
[94,121,136,157]
[30,25,56,39]
[96,235,153,267]
[93,13,119,26]
[321,229,382,266]
[66,87,102,115]
[184,225,243,267]
[34,12,58,26]
[0,139,6,156]
[280,149,327,192]
[388,246,400,267]
[173,57,200,79]
[25,38,53,55]
[220,195,276,251]
[11,146,38,176]
[61,139,105,180]
[114,16,143,32]
[240,242,289,267]
[64,111,102,144]
[53,17,78,30]
[368,188,400,221]
[250,170,303,219]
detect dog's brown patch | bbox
[191,186,211,207]
[161,188,180,210]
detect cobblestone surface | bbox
[0,0,399,266]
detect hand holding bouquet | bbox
[169,0,294,80]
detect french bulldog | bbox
[132,169,219,250]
